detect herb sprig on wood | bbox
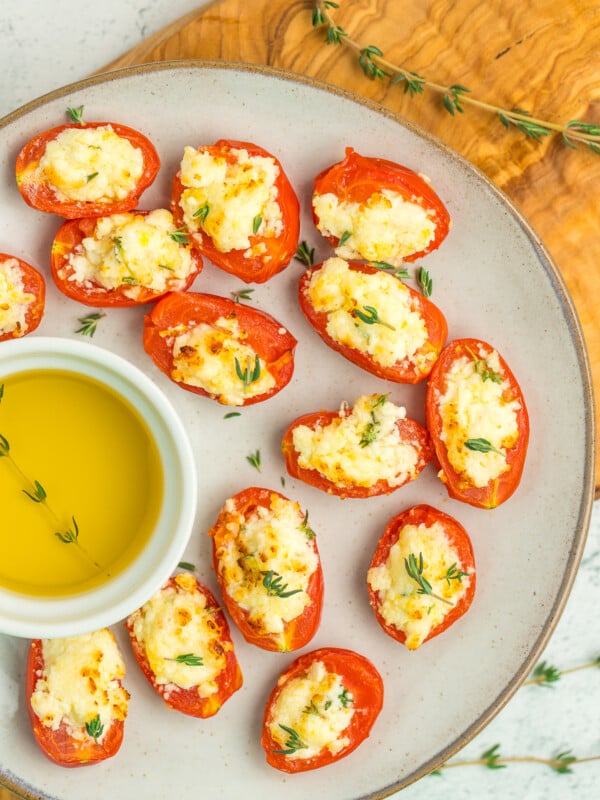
[312,1,600,154]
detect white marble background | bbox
[0,2,598,799]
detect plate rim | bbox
[0,59,595,800]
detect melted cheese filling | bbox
[368,521,471,650]
[178,146,283,254]
[215,493,318,643]
[291,394,419,488]
[30,629,129,742]
[304,257,431,369]
[38,125,144,202]
[0,258,34,336]
[169,314,276,405]
[64,209,195,298]
[438,349,520,487]
[269,660,354,759]
[130,573,230,697]
[312,188,436,266]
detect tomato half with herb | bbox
[143,291,297,406]
[281,393,432,498]
[170,139,300,283]
[0,253,45,341]
[26,630,129,767]
[298,257,448,382]
[261,647,383,773]
[367,504,476,650]
[425,337,529,509]
[208,487,324,652]
[126,573,243,718]
[312,147,451,265]
[50,209,203,307]
[16,120,160,218]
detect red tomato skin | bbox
[0,254,45,341]
[26,640,125,767]
[208,487,324,652]
[15,122,160,219]
[50,213,203,307]
[312,147,451,261]
[368,504,476,648]
[298,260,448,383]
[261,647,384,773]
[170,139,300,283]
[126,577,243,718]
[425,338,529,509]
[143,291,297,405]
[281,408,433,499]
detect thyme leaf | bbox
[352,305,396,330]
[404,552,453,606]
[261,570,302,598]
[246,449,262,471]
[272,725,307,755]
[193,202,210,224]
[230,287,255,303]
[22,480,47,504]
[55,516,80,544]
[417,266,433,297]
[169,227,190,244]
[234,354,261,392]
[465,437,504,455]
[67,105,85,125]
[295,240,316,267]
[178,561,196,572]
[167,653,204,666]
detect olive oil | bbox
[0,369,163,597]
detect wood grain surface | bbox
[1,2,597,797]
[100,0,600,491]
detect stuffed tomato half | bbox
[143,291,297,405]
[171,139,300,283]
[282,393,432,498]
[126,573,243,718]
[261,647,383,772]
[50,209,202,307]
[16,118,160,219]
[26,629,129,767]
[208,487,324,652]
[298,257,447,382]
[0,253,45,341]
[425,338,529,508]
[367,504,476,650]
[312,147,451,266]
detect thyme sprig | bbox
[75,312,106,337]
[404,552,454,606]
[166,653,204,666]
[295,240,316,267]
[84,714,104,741]
[432,743,599,775]
[312,1,600,154]
[273,725,307,755]
[261,570,302,598]
[234,354,261,392]
[524,656,600,687]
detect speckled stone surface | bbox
[0,3,598,799]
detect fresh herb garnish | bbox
[445,563,469,586]
[465,437,504,455]
[404,552,453,606]
[369,261,410,279]
[339,687,354,707]
[417,266,433,297]
[178,561,196,572]
[231,287,255,303]
[299,510,316,539]
[167,653,204,667]
[272,725,307,755]
[246,449,262,471]
[338,230,352,246]
[234,354,261,391]
[67,105,85,125]
[75,312,106,337]
[86,172,98,182]
[224,411,241,419]
[359,411,380,447]
[85,714,104,741]
[22,480,47,503]
[252,215,263,234]
[169,227,190,244]
[261,570,302,598]
[193,202,210,224]
[55,516,80,544]
[352,305,396,330]
[295,240,316,267]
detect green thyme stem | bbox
[313,2,600,153]
[437,751,600,773]
[524,657,600,686]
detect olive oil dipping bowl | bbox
[0,336,197,638]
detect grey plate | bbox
[0,61,594,800]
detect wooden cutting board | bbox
[100,0,600,493]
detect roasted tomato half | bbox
[16,120,160,219]
[367,504,476,650]
[208,487,324,652]
[282,393,432,498]
[298,257,447,383]
[170,139,300,283]
[425,337,529,509]
[143,291,297,406]
[261,647,383,773]
[312,147,451,265]
[50,209,203,307]
[26,630,129,767]
[0,253,45,341]
[126,573,243,718]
